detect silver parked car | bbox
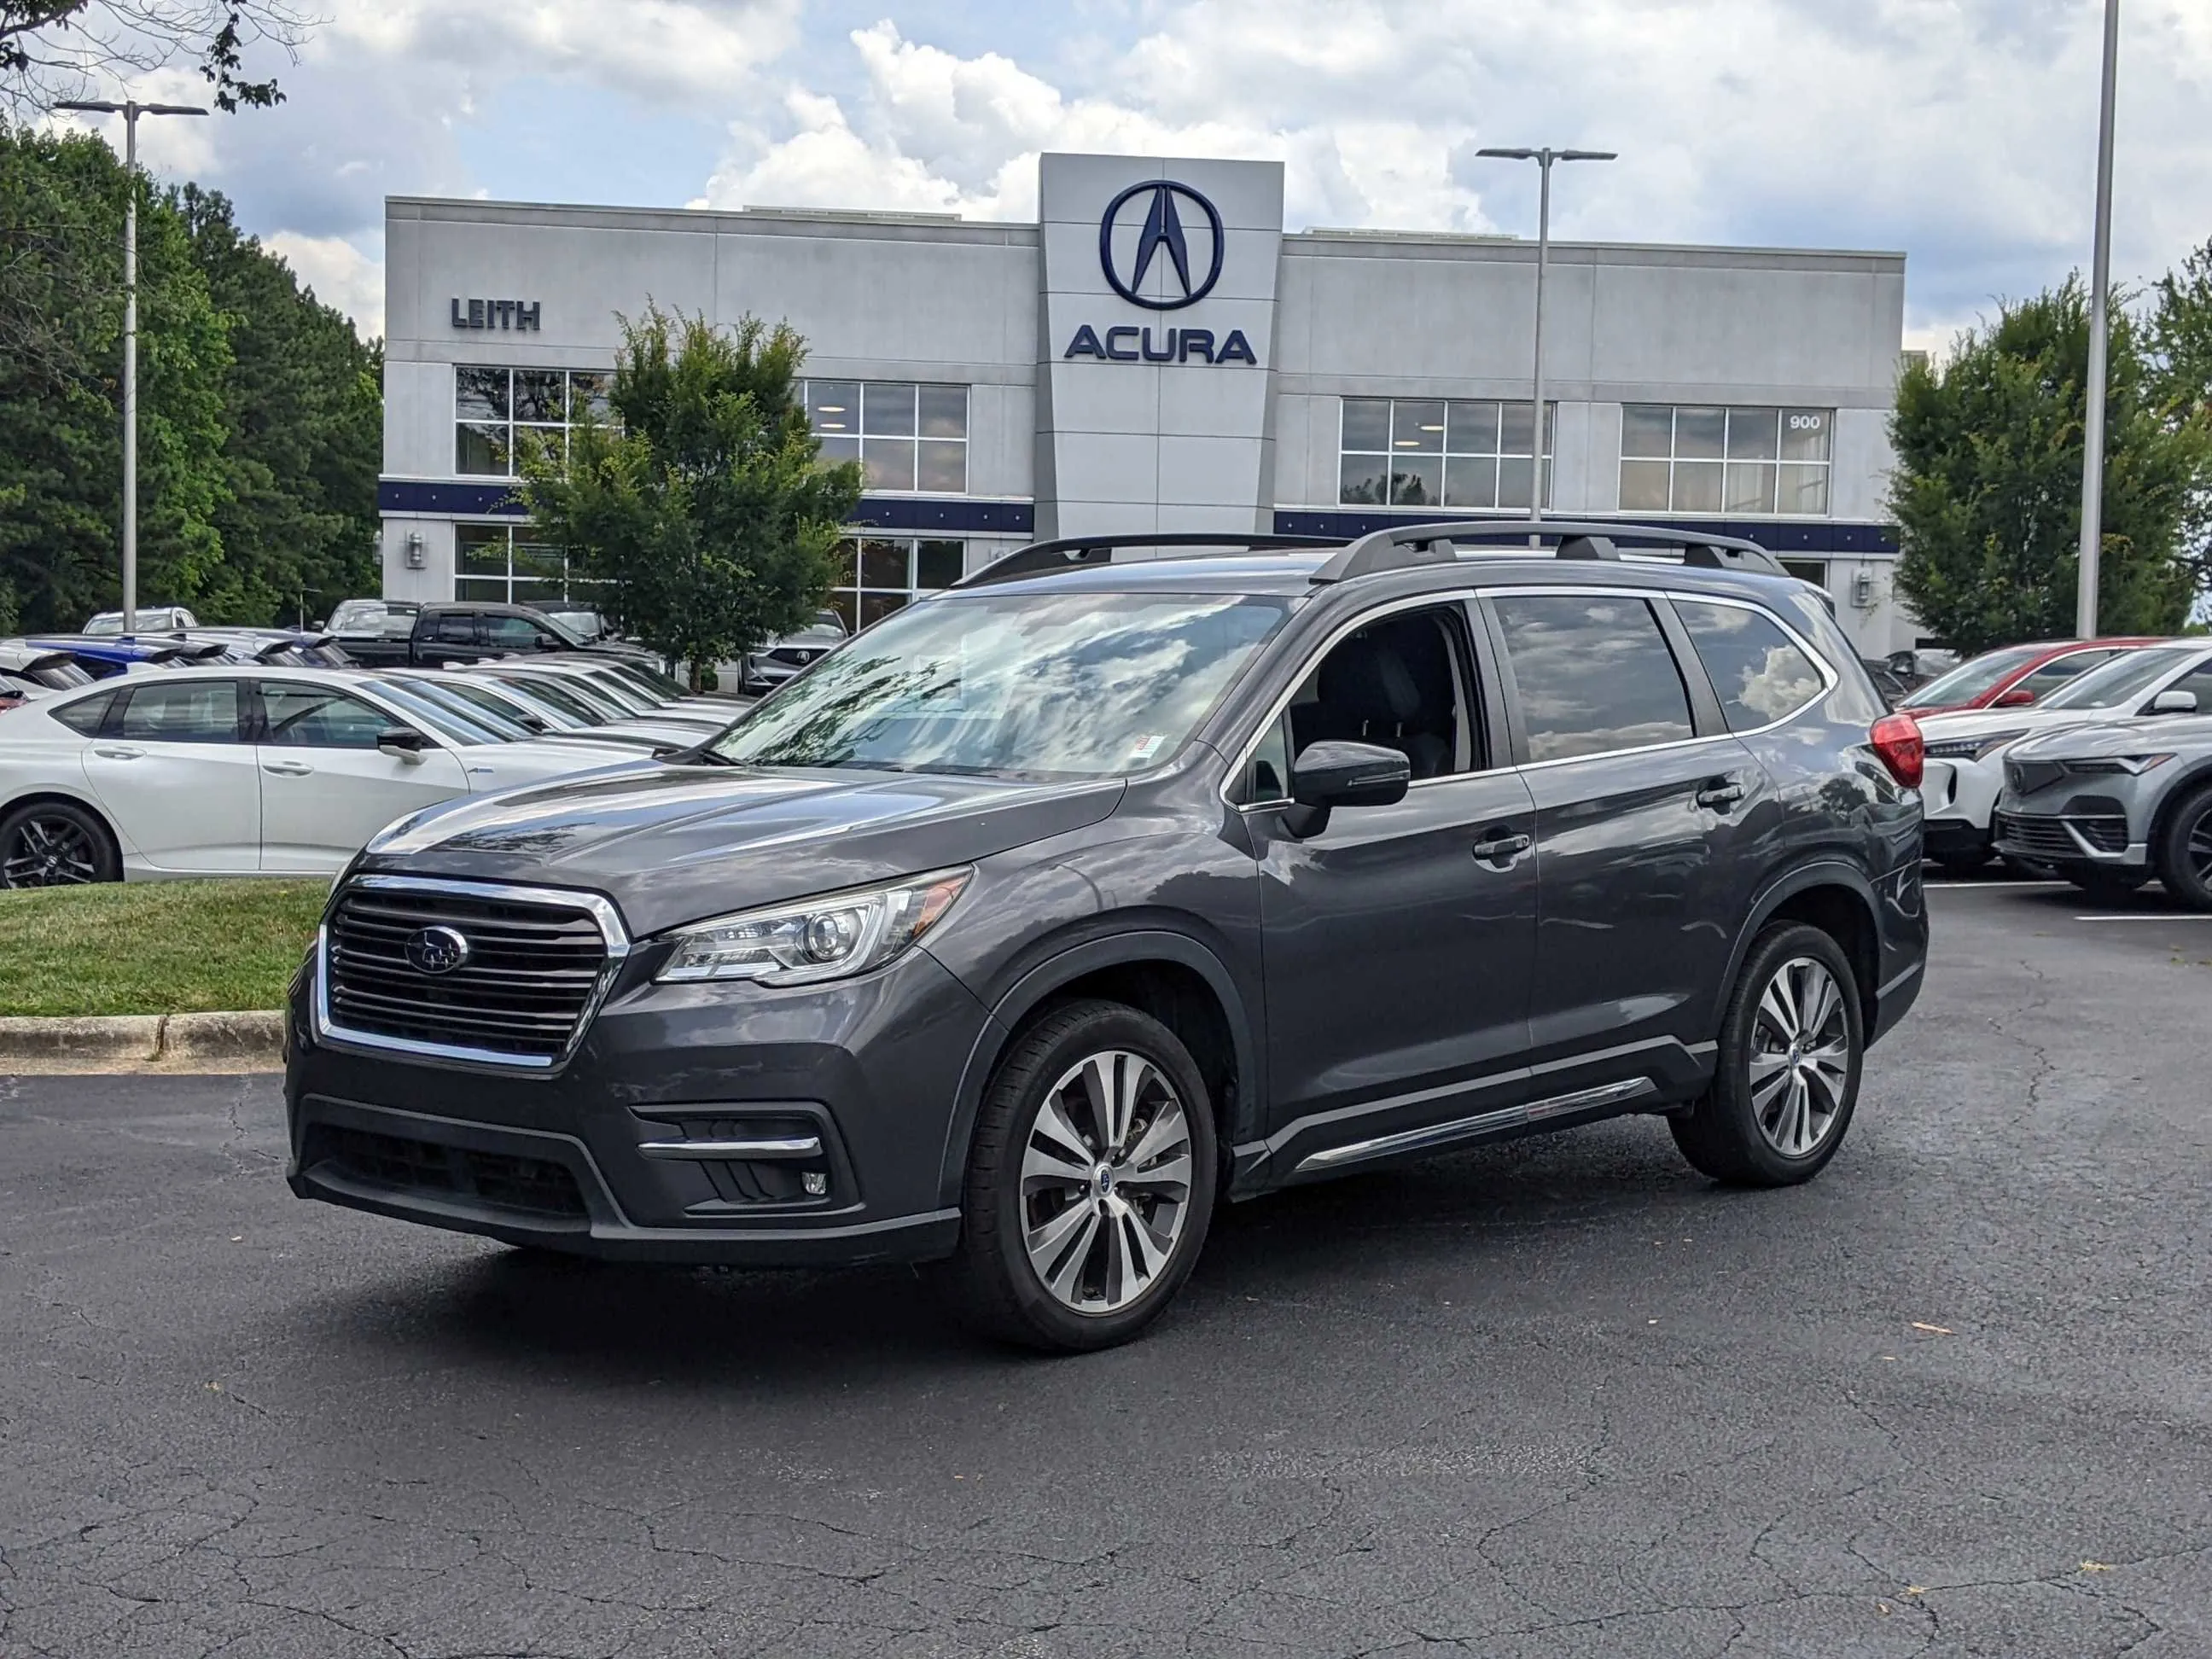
[737,609,847,695]
[1994,708,2212,906]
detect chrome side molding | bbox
[637,1136,824,1161]
[1295,1076,1657,1175]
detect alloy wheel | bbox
[1,814,101,888]
[1020,1049,1196,1315]
[1749,957,1852,1158]
[2189,806,2212,886]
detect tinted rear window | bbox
[1673,600,1827,731]
[1490,594,1695,761]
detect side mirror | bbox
[376,726,430,765]
[536,634,563,650]
[1279,740,1411,838]
[2149,688,2199,715]
[1993,688,2036,708]
[309,619,325,631]
[515,713,549,733]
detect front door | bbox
[79,678,261,873]
[252,681,470,872]
[1247,602,1540,1166]
[1481,589,1768,1080]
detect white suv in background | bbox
[1917,643,2212,871]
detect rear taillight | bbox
[1870,713,1924,789]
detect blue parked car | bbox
[26,637,230,678]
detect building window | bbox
[1619,405,1832,515]
[804,381,968,493]
[453,523,606,605]
[1338,398,1553,510]
[454,367,609,478]
[825,536,966,630]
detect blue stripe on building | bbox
[1272,509,1898,556]
[379,482,1039,538]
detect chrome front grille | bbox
[320,879,626,1068]
[1995,813,2129,859]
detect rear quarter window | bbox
[49,689,117,736]
[1672,600,1829,731]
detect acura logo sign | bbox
[1098,180,1225,311]
[405,925,471,976]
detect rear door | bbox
[1479,589,1771,1085]
[417,610,487,666]
[252,680,470,872]
[79,678,260,872]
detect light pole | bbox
[55,98,208,635]
[1475,146,1615,522]
[2075,0,2121,639]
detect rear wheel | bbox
[2154,783,2212,911]
[0,800,119,888]
[934,1000,1218,1352]
[1671,923,1863,1187]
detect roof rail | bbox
[952,532,1345,589]
[1312,519,1788,584]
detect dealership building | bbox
[379,152,1919,653]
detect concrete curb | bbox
[0,1011,283,1074]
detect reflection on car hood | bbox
[2009,715,2212,760]
[1913,705,2122,742]
[360,764,1124,937]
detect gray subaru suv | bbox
[285,521,1929,1351]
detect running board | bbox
[1293,1077,1659,1176]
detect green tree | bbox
[0,126,231,632]
[2149,238,2212,594]
[174,184,381,624]
[1890,278,2209,653]
[517,306,864,688]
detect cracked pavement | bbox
[3,876,2209,1656]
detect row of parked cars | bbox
[1898,635,2212,907]
[0,609,744,887]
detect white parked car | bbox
[1917,641,2212,871]
[0,667,649,887]
[82,605,201,635]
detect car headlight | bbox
[1922,729,2028,763]
[2061,754,2174,776]
[655,867,972,985]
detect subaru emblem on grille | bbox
[405,925,471,975]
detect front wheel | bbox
[2154,783,2212,912]
[934,1000,1218,1352]
[1671,923,1864,1187]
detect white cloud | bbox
[265,231,385,336]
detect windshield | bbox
[358,679,505,746]
[709,592,1292,780]
[378,678,538,741]
[410,676,551,733]
[558,667,655,716]
[486,670,616,723]
[31,661,95,689]
[612,660,689,700]
[2042,646,2197,709]
[1899,643,2045,708]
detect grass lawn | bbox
[0,880,326,1018]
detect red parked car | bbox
[1897,637,2168,716]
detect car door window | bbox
[259,683,399,748]
[2157,661,2212,712]
[114,680,243,743]
[1490,594,1695,762]
[482,614,549,651]
[49,689,119,736]
[1671,600,1828,732]
[428,613,479,646]
[2015,649,2116,700]
[1289,607,1479,780]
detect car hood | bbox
[455,741,657,789]
[1913,705,2119,742]
[359,763,1124,938]
[2009,715,2212,761]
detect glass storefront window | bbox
[452,523,608,607]
[805,380,968,493]
[451,368,609,478]
[1340,397,1553,510]
[823,536,970,630]
[1618,405,1833,515]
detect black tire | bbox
[2066,868,2148,902]
[2153,782,2212,911]
[0,799,119,888]
[933,999,1219,1353]
[1671,923,1864,1187]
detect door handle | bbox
[90,745,145,760]
[261,760,314,777]
[1470,830,1534,863]
[1695,778,1747,811]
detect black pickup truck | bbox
[334,601,656,668]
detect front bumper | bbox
[1992,810,2149,871]
[1920,755,2005,835]
[284,940,992,1266]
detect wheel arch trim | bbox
[1720,861,1884,1029]
[0,787,131,874]
[934,928,1260,1211]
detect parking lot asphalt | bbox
[4,878,2211,1659]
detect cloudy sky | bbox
[52,0,2212,350]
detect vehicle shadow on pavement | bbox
[294,1115,1771,1378]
